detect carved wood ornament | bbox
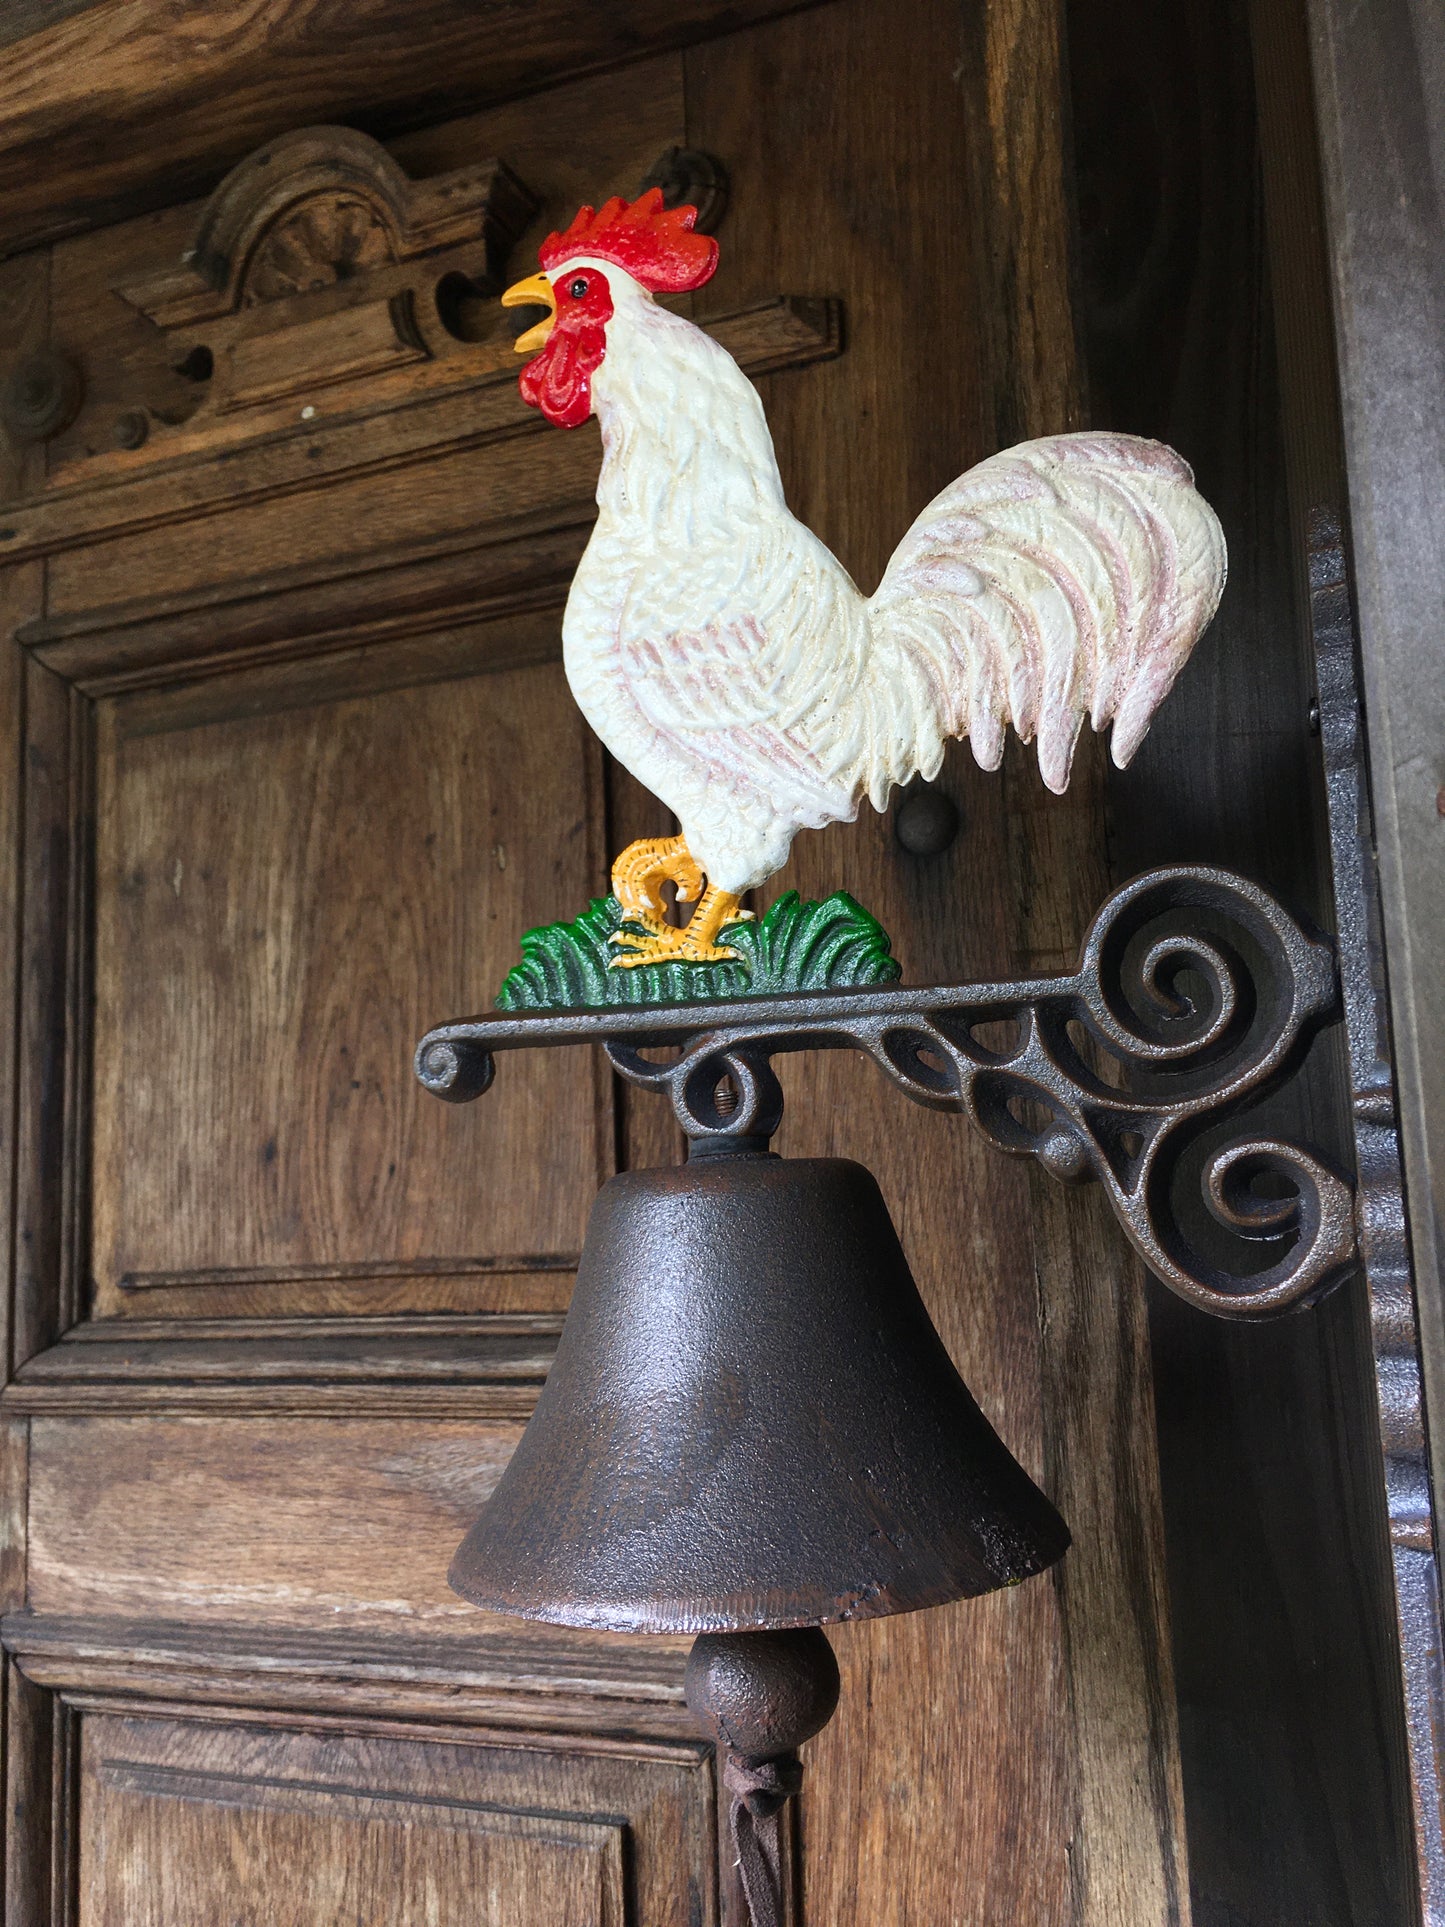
[110,126,538,429]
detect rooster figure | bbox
[502,191,1226,970]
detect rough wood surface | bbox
[13,659,77,1372]
[0,0,819,257]
[75,1710,712,1926]
[686,3,1185,1921]
[90,660,598,1318]
[7,1613,697,1741]
[26,1413,528,1632]
[0,564,43,1385]
[1,1315,560,1419]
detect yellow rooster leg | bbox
[679,886,751,959]
[609,883,752,969]
[610,835,705,920]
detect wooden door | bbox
[0,3,1188,1920]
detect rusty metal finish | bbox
[1310,511,1445,1915]
[417,864,1356,1318]
[447,1151,1070,1634]
[686,1628,839,1927]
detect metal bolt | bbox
[894,787,960,857]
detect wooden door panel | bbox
[79,1712,715,1927]
[91,657,601,1318]
[27,1415,523,1632]
[88,1764,625,1927]
[0,3,1196,1922]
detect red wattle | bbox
[518,314,610,430]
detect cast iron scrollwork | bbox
[416,865,1357,1320]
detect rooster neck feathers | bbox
[585,274,788,535]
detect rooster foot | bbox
[611,835,705,921]
[609,886,752,969]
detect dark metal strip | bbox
[1310,509,1445,1915]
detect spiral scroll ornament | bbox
[415,866,1358,1320]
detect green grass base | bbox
[496,890,902,1011]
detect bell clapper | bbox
[685,1628,841,1927]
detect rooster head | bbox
[502,188,719,429]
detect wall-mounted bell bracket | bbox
[418,862,1356,1321]
[417,520,1443,1927]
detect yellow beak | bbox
[502,271,556,354]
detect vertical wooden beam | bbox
[686,0,1186,1919]
[13,658,73,1371]
[1067,0,1421,1916]
[966,4,1190,1920]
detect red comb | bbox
[538,188,718,293]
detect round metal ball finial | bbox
[685,1627,841,1760]
[686,1629,840,1927]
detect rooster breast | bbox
[562,296,911,895]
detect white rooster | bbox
[502,191,1226,967]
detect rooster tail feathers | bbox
[866,433,1226,794]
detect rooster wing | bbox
[567,512,876,892]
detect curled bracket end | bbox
[415,1034,495,1104]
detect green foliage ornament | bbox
[496,891,902,1012]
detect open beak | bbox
[502,272,556,354]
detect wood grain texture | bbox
[26,1413,527,1633]
[0,0,104,53]
[0,247,50,503]
[1068,0,1419,1917]
[0,0,819,257]
[76,1711,714,1926]
[0,565,44,1388]
[686,3,1183,1921]
[88,1756,626,1926]
[6,1614,698,1740]
[90,660,600,1316]
[1,1315,560,1419]
[982,2,1188,1915]
[13,658,79,1371]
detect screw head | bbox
[894,787,960,857]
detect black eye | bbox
[568,277,589,299]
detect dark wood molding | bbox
[0,0,827,259]
[115,1256,579,1292]
[0,1313,561,1417]
[0,296,839,563]
[117,128,536,330]
[19,503,596,695]
[1,1613,697,1743]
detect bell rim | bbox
[447,1534,1069,1637]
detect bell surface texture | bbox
[450,1150,1069,1632]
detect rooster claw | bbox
[608,920,743,969]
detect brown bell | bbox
[450,1146,1069,1632]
